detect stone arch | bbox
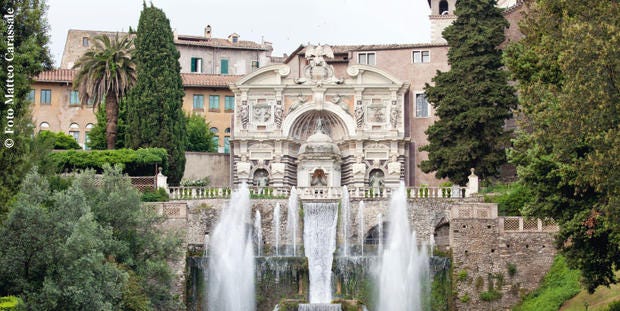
[434,218,450,252]
[252,168,269,187]
[282,103,355,141]
[364,221,390,245]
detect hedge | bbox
[48,148,168,176]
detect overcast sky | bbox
[46,0,432,67]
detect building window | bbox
[69,123,80,143]
[251,60,259,70]
[220,59,229,74]
[193,94,204,110]
[70,90,80,106]
[416,93,430,118]
[39,122,50,132]
[358,52,376,65]
[40,89,51,105]
[439,0,449,15]
[191,57,202,73]
[413,50,430,63]
[85,123,94,150]
[209,95,220,111]
[224,136,230,154]
[224,127,231,134]
[27,89,35,102]
[224,96,235,111]
[82,37,89,47]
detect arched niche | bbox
[285,107,351,142]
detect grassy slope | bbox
[513,256,581,311]
[559,271,620,311]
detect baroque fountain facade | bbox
[168,45,559,311]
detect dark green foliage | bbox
[125,3,186,185]
[607,301,620,311]
[186,114,216,152]
[482,182,533,216]
[419,0,517,185]
[0,0,52,215]
[504,0,620,292]
[479,290,501,301]
[0,166,183,309]
[87,101,128,150]
[513,256,581,311]
[36,131,81,150]
[141,188,170,202]
[48,148,167,176]
[73,34,136,149]
[430,266,453,311]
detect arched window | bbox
[439,0,449,14]
[210,127,218,134]
[68,123,80,143]
[39,122,50,132]
[225,127,231,134]
[85,123,94,130]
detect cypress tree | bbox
[0,0,53,213]
[125,3,186,185]
[420,0,517,185]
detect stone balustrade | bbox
[500,216,559,233]
[168,185,468,200]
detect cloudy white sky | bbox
[46,0,432,67]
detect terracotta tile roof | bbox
[181,73,241,88]
[33,69,75,82]
[175,35,269,50]
[34,69,240,89]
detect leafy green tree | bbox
[125,3,187,185]
[186,114,216,152]
[37,131,81,149]
[73,34,136,149]
[505,0,620,292]
[87,100,129,150]
[0,166,183,309]
[419,0,517,185]
[0,0,53,214]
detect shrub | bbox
[507,262,517,277]
[606,301,620,311]
[49,148,168,176]
[37,131,81,150]
[141,188,170,202]
[181,177,210,187]
[480,290,502,301]
[0,296,23,310]
[457,270,468,282]
[483,182,533,216]
[460,293,470,303]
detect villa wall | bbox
[183,152,231,186]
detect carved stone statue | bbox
[296,44,343,85]
[239,100,249,129]
[390,101,399,129]
[369,170,385,189]
[355,100,364,128]
[274,100,283,128]
[331,94,350,114]
[289,94,307,112]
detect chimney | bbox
[204,25,212,39]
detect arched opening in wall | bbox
[253,168,269,187]
[433,218,450,252]
[310,169,328,186]
[368,169,385,189]
[364,222,390,253]
[39,122,50,132]
[288,109,348,142]
[439,0,449,14]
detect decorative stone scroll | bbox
[390,100,400,129]
[274,100,283,128]
[355,100,364,128]
[239,100,249,129]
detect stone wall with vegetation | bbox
[451,217,556,310]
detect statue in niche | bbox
[289,94,308,112]
[274,100,283,128]
[254,169,269,187]
[311,169,328,187]
[239,100,249,129]
[369,170,385,189]
[390,101,399,128]
[355,101,364,128]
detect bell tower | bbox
[428,0,458,43]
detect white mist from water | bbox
[377,183,431,311]
[286,187,299,256]
[254,210,263,256]
[207,183,255,311]
[304,202,339,303]
[273,203,281,256]
[341,186,351,256]
[358,201,365,256]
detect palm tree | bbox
[73,34,136,149]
